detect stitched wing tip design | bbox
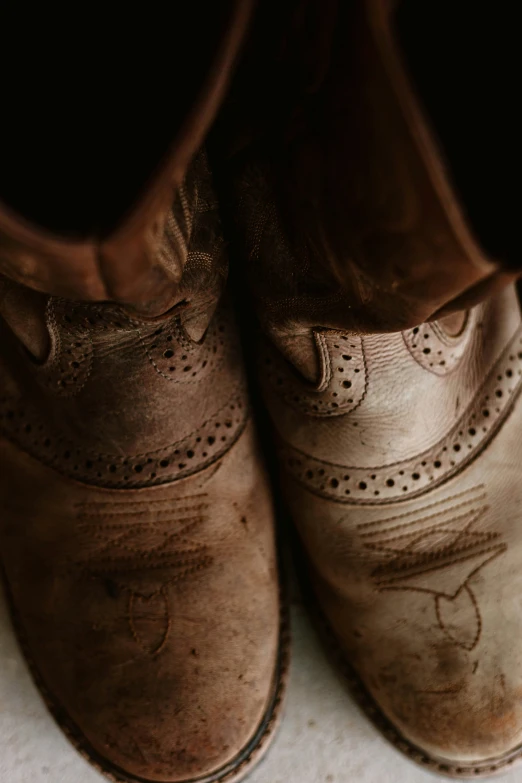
[435,585,482,652]
[129,588,171,656]
[0,388,247,489]
[44,299,94,397]
[358,485,506,651]
[262,332,367,417]
[402,312,476,376]
[279,325,522,503]
[74,494,214,655]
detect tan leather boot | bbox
[261,288,522,777]
[0,152,288,783]
[216,0,522,777]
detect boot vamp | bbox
[0,420,280,783]
[268,284,522,766]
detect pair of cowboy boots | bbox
[2,2,522,781]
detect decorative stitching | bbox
[76,494,207,507]
[3,553,290,783]
[75,496,214,656]
[40,299,94,397]
[358,486,505,652]
[0,389,248,488]
[375,545,502,585]
[77,504,210,519]
[279,325,522,504]
[36,292,233,396]
[435,585,482,652]
[402,310,477,376]
[262,332,367,417]
[314,332,332,393]
[128,588,172,656]
[310,585,522,778]
[357,486,485,531]
[138,309,228,384]
[361,505,491,540]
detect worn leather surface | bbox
[262,283,522,771]
[0,154,281,783]
[213,1,522,771]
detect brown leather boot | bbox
[261,288,522,777]
[215,0,522,777]
[0,151,287,783]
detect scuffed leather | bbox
[263,284,522,771]
[0,152,282,783]
[0,156,238,490]
[0,423,279,783]
[215,3,522,771]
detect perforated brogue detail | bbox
[402,311,476,376]
[262,332,366,417]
